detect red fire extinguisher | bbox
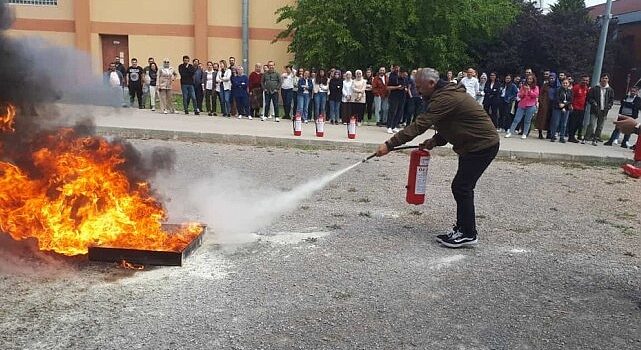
[406,148,431,205]
[293,113,302,136]
[622,135,641,178]
[315,114,325,137]
[347,115,357,139]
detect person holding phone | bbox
[605,86,641,148]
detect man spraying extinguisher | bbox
[375,68,500,249]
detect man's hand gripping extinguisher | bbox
[363,145,430,205]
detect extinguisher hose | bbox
[362,145,420,162]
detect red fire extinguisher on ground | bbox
[622,136,641,178]
[406,148,431,205]
[347,115,357,139]
[293,113,302,136]
[316,114,325,137]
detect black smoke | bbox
[0,0,174,191]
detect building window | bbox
[7,0,58,5]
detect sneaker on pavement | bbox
[521,135,527,139]
[238,115,243,119]
[275,117,280,122]
[621,142,629,148]
[436,225,461,244]
[387,128,393,134]
[260,116,266,121]
[392,128,400,132]
[248,116,253,120]
[613,139,619,145]
[505,132,512,138]
[604,141,613,146]
[437,229,478,248]
[592,140,598,146]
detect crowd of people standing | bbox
[104,56,638,150]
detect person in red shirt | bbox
[567,75,590,143]
[248,63,263,119]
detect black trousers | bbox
[567,109,584,140]
[195,85,204,112]
[205,89,217,113]
[365,91,374,121]
[129,84,143,108]
[500,101,514,131]
[387,94,404,129]
[484,99,501,128]
[452,143,499,235]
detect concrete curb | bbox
[95,126,630,166]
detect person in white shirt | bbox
[216,59,232,117]
[459,68,480,99]
[281,65,295,118]
[341,71,354,124]
[314,68,329,118]
[204,61,217,116]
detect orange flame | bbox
[0,104,16,133]
[0,103,202,256]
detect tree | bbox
[274,0,519,71]
[474,0,599,76]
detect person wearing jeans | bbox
[178,55,198,115]
[605,86,641,148]
[372,67,389,126]
[506,74,540,139]
[585,73,615,145]
[375,68,500,249]
[328,70,342,124]
[314,69,329,118]
[281,66,294,119]
[261,60,281,122]
[216,60,232,117]
[296,70,313,122]
[549,78,573,143]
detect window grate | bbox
[7,0,58,5]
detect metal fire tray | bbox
[88,224,206,266]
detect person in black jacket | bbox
[483,72,501,129]
[328,70,343,124]
[605,86,641,148]
[549,78,573,143]
[585,73,615,145]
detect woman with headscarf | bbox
[157,58,178,114]
[352,70,367,125]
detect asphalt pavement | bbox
[1,142,640,350]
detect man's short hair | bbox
[600,73,610,79]
[417,68,440,83]
[182,55,190,60]
[148,57,154,61]
[131,58,137,62]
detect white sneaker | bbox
[505,132,512,138]
[392,128,400,132]
[151,108,155,112]
[387,128,393,134]
[275,117,280,122]
[521,135,527,139]
[163,110,168,114]
[248,116,253,120]
[238,115,243,119]
[304,120,309,124]
[613,139,619,145]
[268,115,273,119]
[260,116,266,121]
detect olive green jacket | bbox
[387,82,499,155]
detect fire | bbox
[0,103,16,132]
[0,103,202,256]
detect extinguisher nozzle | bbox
[362,153,377,163]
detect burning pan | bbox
[88,224,206,266]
